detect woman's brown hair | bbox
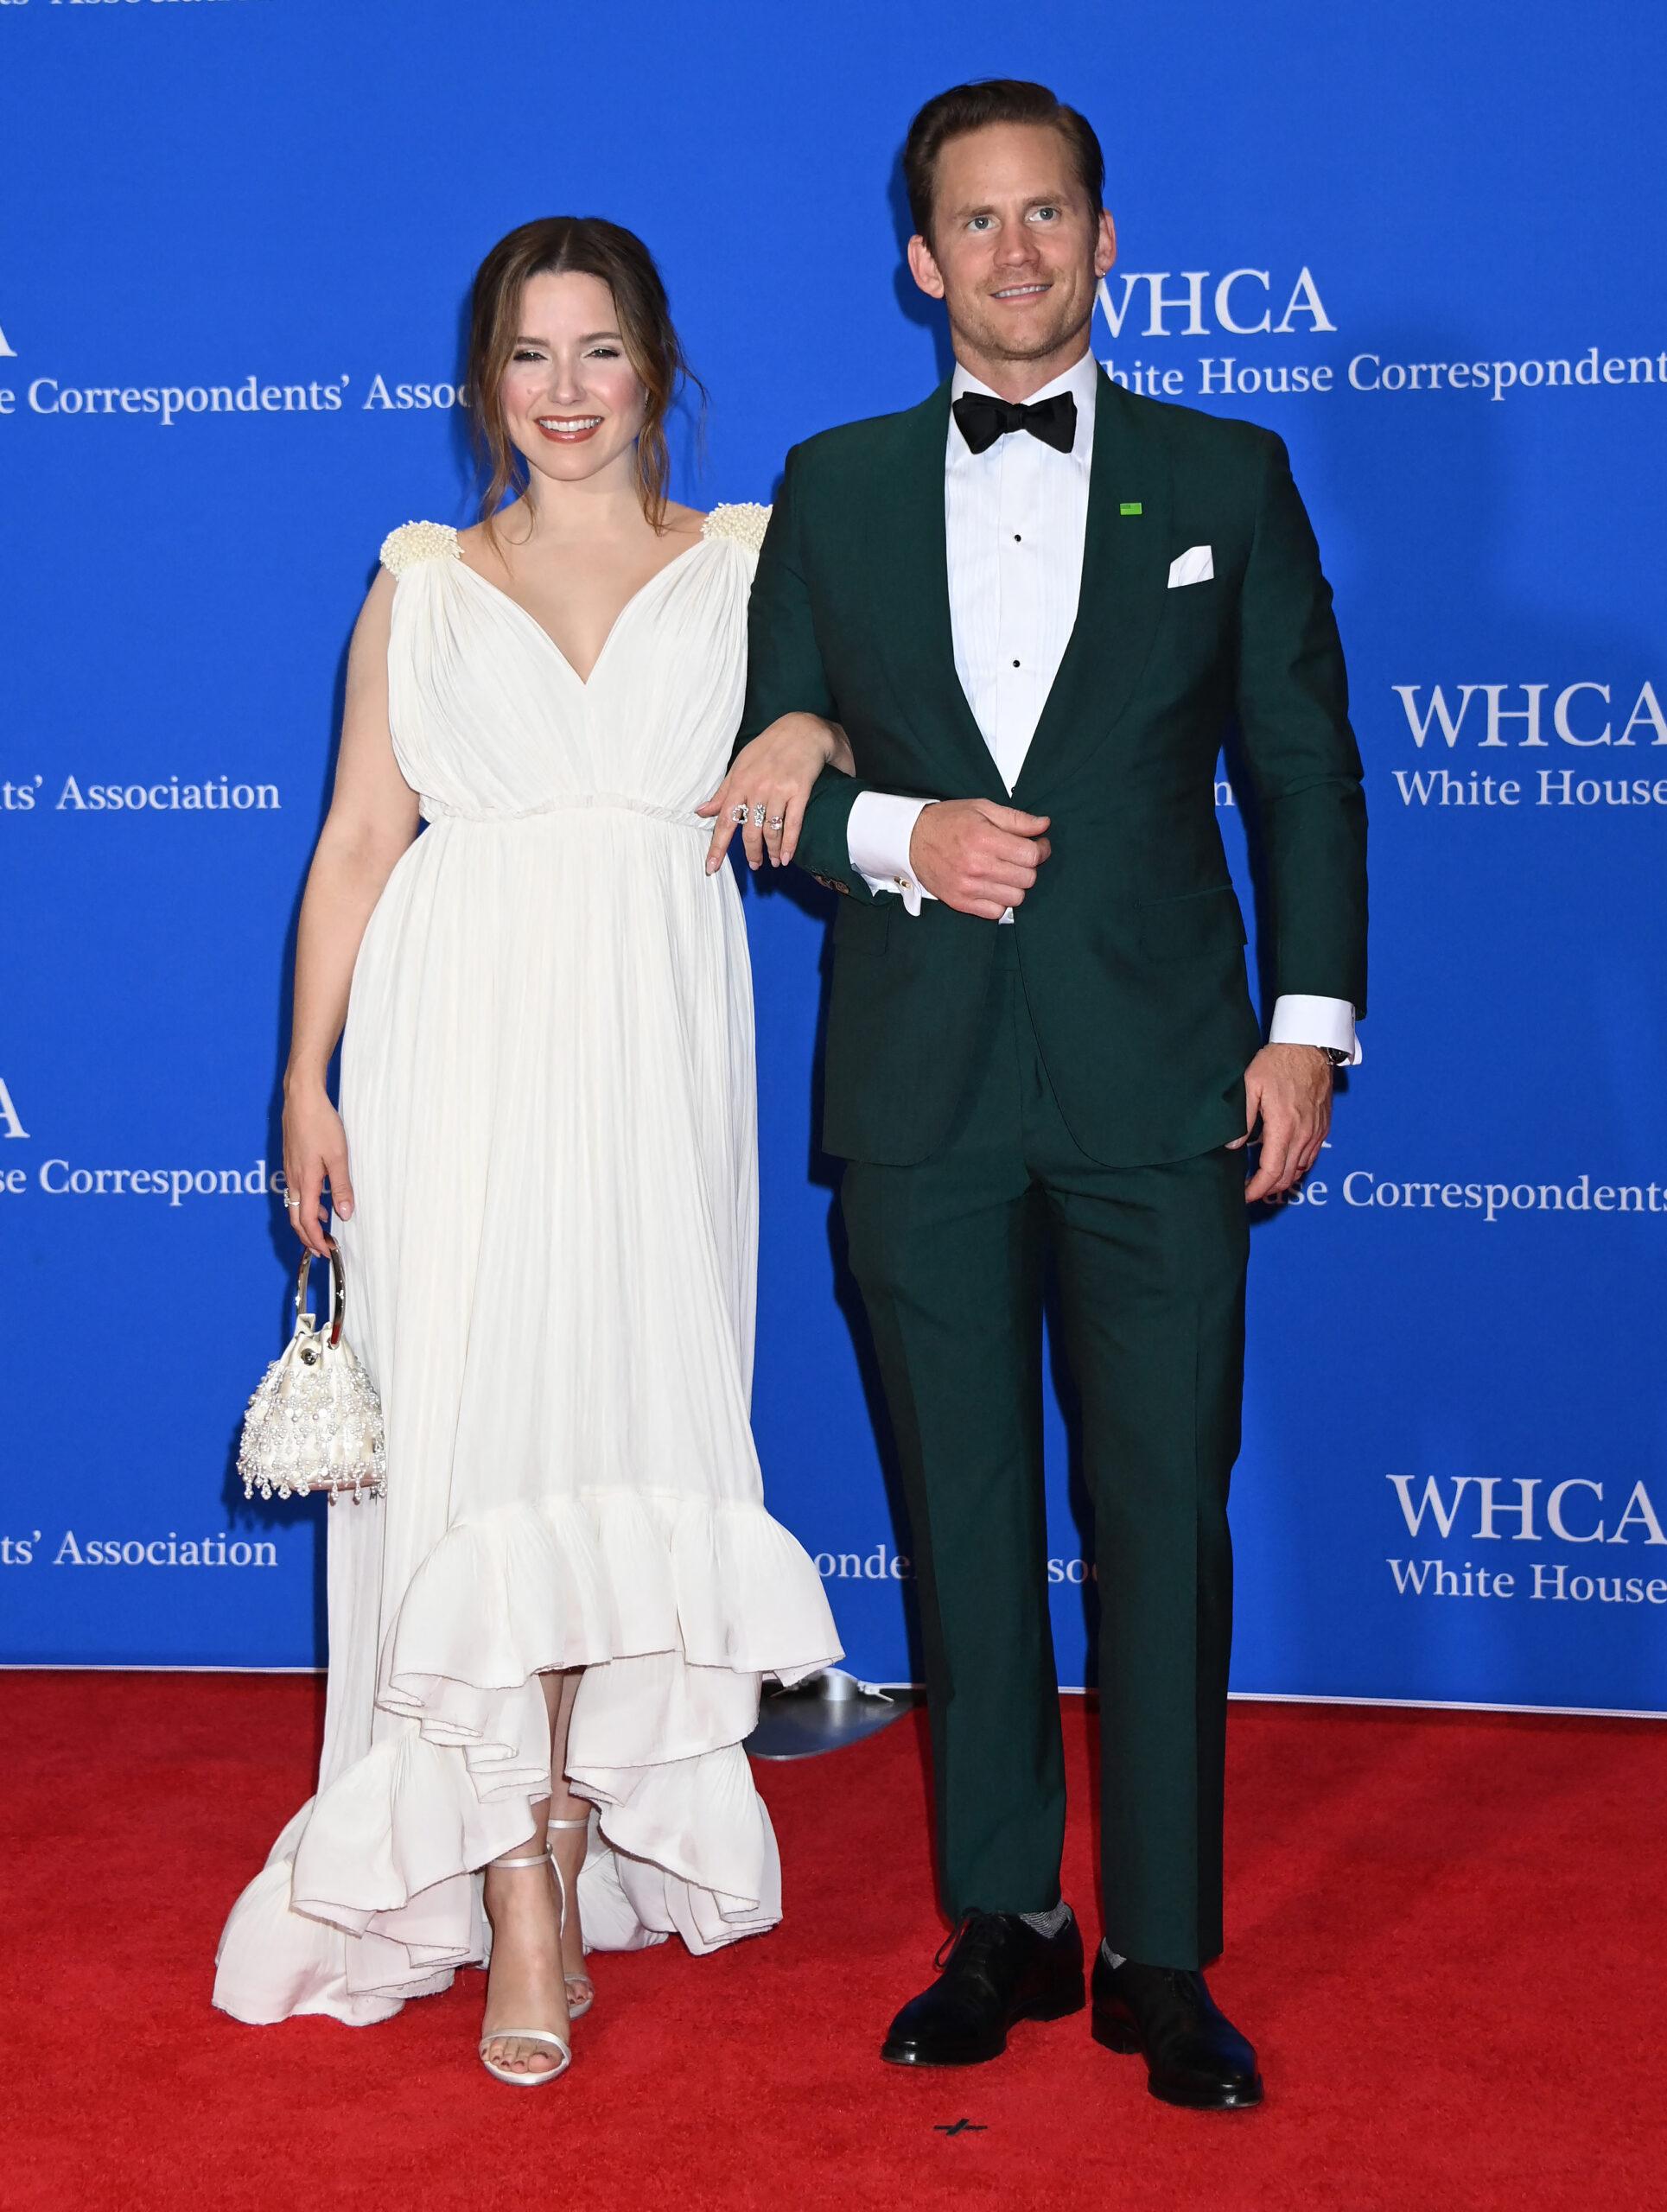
[466,217,699,535]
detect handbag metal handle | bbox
[294,1242,347,1350]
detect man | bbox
[737,79,1366,2109]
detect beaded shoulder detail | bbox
[379,520,462,576]
[700,502,771,554]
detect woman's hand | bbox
[282,1081,354,1258]
[699,714,852,874]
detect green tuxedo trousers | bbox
[840,930,1249,1967]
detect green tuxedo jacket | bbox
[739,373,1368,1168]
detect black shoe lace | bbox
[933,1910,1008,1974]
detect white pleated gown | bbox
[213,507,841,2027]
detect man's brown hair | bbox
[902,78,1106,244]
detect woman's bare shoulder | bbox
[660,499,709,543]
[453,512,517,570]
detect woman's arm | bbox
[283,569,419,1255]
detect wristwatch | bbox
[1319,1046,1350,1068]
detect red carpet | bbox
[4,1674,1664,2211]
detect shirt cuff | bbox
[1269,995,1363,1065]
[847,791,938,915]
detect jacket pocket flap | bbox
[1136,882,1246,960]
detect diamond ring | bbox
[767,815,785,833]
[729,802,749,825]
[283,1194,302,1209]
[752,803,767,828]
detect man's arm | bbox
[1232,430,1369,1197]
[1234,430,1369,1023]
[738,446,1053,914]
[738,447,877,900]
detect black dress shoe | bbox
[1091,1951,1263,2109]
[881,1910,1085,2066]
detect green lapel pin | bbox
[1119,501,1142,516]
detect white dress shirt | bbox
[844,350,1359,1062]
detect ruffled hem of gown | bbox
[211,1490,841,2026]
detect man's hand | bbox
[911,799,1052,918]
[1233,1043,1333,1202]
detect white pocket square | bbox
[1168,545,1214,588]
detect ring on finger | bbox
[283,1194,302,1209]
[729,802,749,825]
[767,814,785,832]
[752,803,767,828]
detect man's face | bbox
[908,121,1117,379]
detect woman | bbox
[213,218,843,2085]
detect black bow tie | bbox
[951,388,1078,457]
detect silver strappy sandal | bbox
[548,1815,595,2021]
[478,1850,572,2088]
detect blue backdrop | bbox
[3,0,1664,1714]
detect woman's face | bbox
[499,269,646,493]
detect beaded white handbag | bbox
[239,1245,386,1503]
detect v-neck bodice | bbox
[378,509,766,825]
[452,532,710,690]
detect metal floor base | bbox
[745,1669,920,1760]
